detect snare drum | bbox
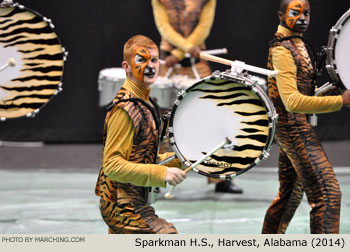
[326,9,350,91]
[170,74,197,91]
[0,3,66,119]
[150,76,178,109]
[168,72,277,179]
[98,68,125,107]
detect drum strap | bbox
[106,98,161,131]
[270,35,317,83]
[149,97,167,143]
[159,111,172,143]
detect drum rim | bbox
[0,4,66,120]
[168,72,277,179]
[326,8,350,91]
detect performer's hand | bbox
[165,168,186,186]
[319,86,339,96]
[342,90,350,106]
[188,46,201,58]
[165,55,179,68]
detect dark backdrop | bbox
[0,0,349,143]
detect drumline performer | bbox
[95,35,186,234]
[152,0,243,194]
[262,0,350,234]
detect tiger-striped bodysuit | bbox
[262,28,342,234]
[95,85,177,234]
[152,0,215,79]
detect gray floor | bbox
[0,141,349,234]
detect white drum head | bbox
[327,10,350,90]
[334,15,350,89]
[169,73,276,179]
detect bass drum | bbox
[168,71,278,179]
[326,9,350,92]
[0,3,66,120]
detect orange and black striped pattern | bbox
[95,88,177,234]
[158,0,209,40]
[99,198,177,234]
[158,0,211,79]
[262,33,341,234]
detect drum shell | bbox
[150,85,178,109]
[150,77,179,109]
[98,68,125,107]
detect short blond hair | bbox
[123,35,158,63]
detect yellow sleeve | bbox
[170,48,186,61]
[272,46,343,114]
[186,0,216,46]
[152,0,193,52]
[152,0,216,61]
[103,108,168,188]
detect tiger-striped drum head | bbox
[0,3,65,119]
[168,72,277,179]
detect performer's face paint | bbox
[131,47,151,82]
[143,48,159,85]
[130,47,159,85]
[285,0,310,33]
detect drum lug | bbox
[54,82,63,95]
[0,117,6,122]
[270,112,278,122]
[62,47,69,61]
[329,26,339,35]
[177,90,186,98]
[26,109,40,118]
[326,64,337,73]
[252,86,258,93]
[325,46,333,53]
[326,64,332,70]
[220,174,230,180]
[254,158,261,165]
[43,17,55,29]
[262,150,270,160]
[192,167,199,173]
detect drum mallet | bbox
[199,53,278,78]
[159,48,228,78]
[0,58,16,72]
[164,137,232,199]
[159,48,228,66]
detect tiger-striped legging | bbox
[262,119,341,234]
[99,198,177,234]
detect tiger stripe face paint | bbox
[286,0,304,29]
[131,47,151,82]
[285,0,310,33]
